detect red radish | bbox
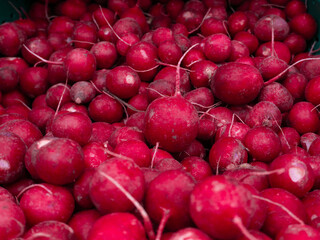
[89,157,145,214]
[114,139,151,167]
[0,23,27,57]
[47,48,71,85]
[260,188,307,237]
[34,137,84,185]
[51,112,92,146]
[68,210,101,240]
[154,158,183,172]
[189,175,257,239]
[73,168,95,209]
[71,21,97,49]
[60,102,89,115]
[200,17,227,36]
[182,48,206,67]
[289,13,317,40]
[197,117,216,141]
[145,169,196,231]
[237,230,272,240]
[90,41,117,69]
[282,72,308,100]
[203,33,232,63]
[92,7,115,27]
[0,113,25,125]
[70,81,96,105]
[106,65,141,99]
[21,37,53,65]
[0,67,19,93]
[245,101,282,132]
[189,60,218,88]
[19,183,75,226]
[116,32,140,56]
[91,69,109,92]
[211,62,264,105]
[254,15,289,42]
[301,133,320,152]
[88,212,147,240]
[0,199,26,239]
[108,126,145,148]
[89,122,115,143]
[175,139,206,161]
[28,106,55,133]
[228,40,250,62]
[46,83,71,110]
[23,220,75,240]
[309,138,320,156]
[269,153,315,197]
[0,132,26,184]
[284,33,307,54]
[244,126,281,162]
[285,0,307,19]
[0,119,42,147]
[184,87,215,112]
[127,94,149,115]
[83,142,109,168]
[215,122,250,143]
[209,136,248,173]
[1,90,29,108]
[0,186,15,202]
[223,164,270,191]
[64,48,97,82]
[88,94,123,123]
[258,82,294,112]
[19,67,48,98]
[275,224,320,240]
[168,228,212,240]
[299,57,320,80]
[278,127,300,153]
[113,17,142,38]
[158,41,183,65]
[58,0,87,20]
[302,190,320,224]
[305,76,320,106]
[181,156,213,182]
[255,41,291,64]
[233,31,259,54]
[125,112,146,131]
[0,57,28,76]
[5,104,30,119]
[203,106,234,129]
[287,102,320,134]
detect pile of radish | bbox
[1,0,320,239]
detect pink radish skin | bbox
[258,82,294,112]
[209,137,248,173]
[309,138,320,156]
[106,65,141,99]
[90,41,117,69]
[35,137,84,185]
[72,21,97,50]
[73,168,95,209]
[200,17,227,37]
[0,23,27,57]
[204,107,235,129]
[145,169,196,231]
[189,60,218,88]
[0,132,26,184]
[51,112,92,146]
[108,126,145,148]
[211,62,264,105]
[146,79,175,102]
[283,33,307,54]
[288,102,320,134]
[182,48,206,68]
[23,220,76,240]
[237,230,272,240]
[154,158,183,172]
[255,41,291,64]
[289,13,317,40]
[0,57,29,77]
[0,119,42,148]
[114,139,151,167]
[261,188,307,237]
[181,156,213,182]
[88,212,147,240]
[68,210,101,240]
[228,11,249,36]
[0,186,15,202]
[302,190,320,224]
[275,224,320,240]
[175,139,206,161]
[244,126,281,162]
[0,67,19,93]
[125,112,146,131]
[301,133,320,152]
[203,33,232,63]
[184,87,215,112]
[19,183,75,226]
[83,142,109,168]
[89,158,145,214]
[28,106,54,133]
[0,199,26,239]
[305,76,320,106]
[278,127,300,154]
[21,37,53,65]
[282,72,308,100]
[223,164,269,191]
[269,153,315,197]
[88,94,123,123]
[197,117,216,141]
[233,31,259,54]
[47,48,71,85]
[215,122,250,143]
[168,227,212,240]
[5,105,30,119]
[1,90,29,108]
[127,94,149,115]
[70,81,96,105]
[189,175,257,239]
[60,102,89,116]
[228,40,250,62]
[89,122,115,144]
[45,83,71,110]
[285,0,306,19]
[245,101,282,133]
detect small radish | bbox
[73,168,95,209]
[275,224,320,240]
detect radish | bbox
[233,31,259,54]
[34,137,84,185]
[70,81,97,105]
[282,72,308,100]
[181,156,213,182]
[189,175,258,239]
[153,158,183,172]
[168,228,212,240]
[305,76,320,106]
[108,126,145,148]
[289,13,317,40]
[211,62,264,105]
[19,67,48,98]
[88,212,147,240]
[0,23,27,57]
[301,132,320,152]
[23,220,75,240]
[0,199,26,239]
[269,153,315,197]
[189,60,218,88]
[18,183,75,226]
[275,224,320,240]
[203,33,232,63]
[68,209,101,240]
[28,106,55,133]
[73,168,95,209]
[46,83,71,110]
[89,122,115,143]
[309,138,320,156]
[21,37,53,65]
[0,67,19,93]
[90,41,117,69]
[260,187,307,237]
[278,127,300,153]
[83,141,109,168]
[145,169,196,231]
[89,157,145,214]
